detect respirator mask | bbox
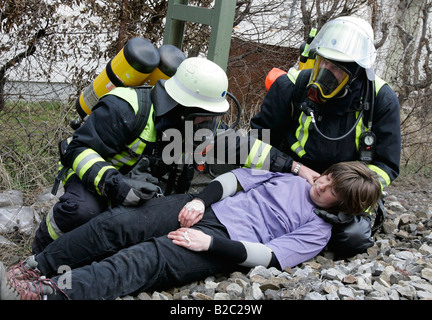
[306,55,359,104]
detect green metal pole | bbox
[163,0,236,71]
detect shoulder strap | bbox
[128,86,152,144]
[290,69,312,117]
[374,76,387,95]
[292,69,312,104]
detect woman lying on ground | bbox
[1,161,381,300]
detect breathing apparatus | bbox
[71,38,186,129]
[298,16,377,150]
[299,27,317,70]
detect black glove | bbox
[315,208,374,257]
[117,158,162,206]
[126,157,159,183]
[314,208,354,225]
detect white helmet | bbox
[308,16,376,80]
[165,57,229,113]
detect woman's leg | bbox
[48,210,235,300]
[32,175,108,254]
[36,194,192,277]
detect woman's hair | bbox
[322,161,382,215]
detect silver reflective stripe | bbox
[74,152,103,178]
[46,207,64,240]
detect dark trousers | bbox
[32,175,108,254]
[35,194,236,300]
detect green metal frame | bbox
[163,0,236,71]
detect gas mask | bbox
[306,55,358,104]
[180,108,223,172]
[184,111,223,140]
[299,56,368,143]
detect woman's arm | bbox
[168,228,281,269]
[178,172,240,227]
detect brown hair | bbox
[322,161,382,215]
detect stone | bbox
[304,292,326,300]
[421,268,432,281]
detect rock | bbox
[226,283,243,297]
[421,268,432,281]
[304,292,326,300]
[244,283,263,300]
[214,292,230,300]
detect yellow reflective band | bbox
[73,150,101,175]
[63,169,75,185]
[45,210,62,240]
[112,151,138,167]
[255,144,272,169]
[374,76,387,95]
[104,87,139,114]
[128,138,147,155]
[46,214,59,240]
[73,150,106,180]
[367,164,391,189]
[287,67,302,84]
[355,111,365,149]
[291,112,311,158]
[244,140,262,168]
[140,107,156,142]
[94,165,116,195]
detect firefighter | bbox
[250,16,401,257]
[32,57,233,254]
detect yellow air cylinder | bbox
[75,37,160,119]
[144,44,186,86]
[299,28,317,70]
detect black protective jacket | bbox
[60,84,293,202]
[251,69,401,188]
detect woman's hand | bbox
[293,162,320,185]
[168,227,212,252]
[178,199,205,228]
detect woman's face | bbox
[309,174,340,209]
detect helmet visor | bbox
[309,55,351,99]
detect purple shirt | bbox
[211,168,332,269]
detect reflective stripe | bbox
[374,76,387,95]
[290,112,311,158]
[104,87,139,114]
[64,169,75,184]
[287,67,301,84]
[355,111,366,149]
[244,140,260,168]
[244,139,272,169]
[113,152,137,167]
[128,139,147,155]
[256,144,272,169]
[367,164,391,189]
[72,150,105,180]
[46,207,63,240]
[139,107,156,142]
[104,87,157,169]
[94,165,116,195]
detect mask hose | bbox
[299,98,364,142]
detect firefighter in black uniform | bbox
[33,57,293,254]
[250,16,401,257]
